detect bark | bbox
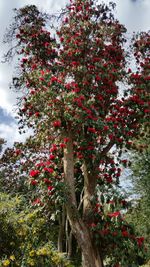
[82,161,97,218]
[63,136,103,267]
[63,135,77,207]
[68,218,103,267]
[68,230,73,258]
[58,205,65,252]
[65,217,73,258]
[58,207,66,267]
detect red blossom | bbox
[31,180,38,186]
[60,143,66,148]
[51,76,58,82]
[47,185,54,191]
[87,127,96,133]
[122,230,129,237]
[43,178,51,184]
[108,211,121,218]
[106,176,113,183]
[136,237,144,247]
[32,198,43,206]
[53,120,61,127]
[15,149,22,156]
[35,112,40,117]
[63,137,70,143]
[103,126,109,131]
[44,167,54,173]
[49,154,55,160]
[50,144,57,152]
[29,170,40,177]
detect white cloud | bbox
[0,86,18,115]
[0,122,32,149]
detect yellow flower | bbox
[10,255,15,261]
[27,259,35,266]
[51,254,62,264]
[2,259,10,266]
[36,247,48,256]
[29,250,35,257]
[18,218,24,223]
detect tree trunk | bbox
[68,218,103,267]
[82,161,97,217]
[63,136,103,267]
[58,205,65,253]
[82,242,103,267]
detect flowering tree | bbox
[4,0,150,266]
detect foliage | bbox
[2,0,150,266]
[0,192,73,267]
[126,134,150,263]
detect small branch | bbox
[78,187,84,211]
[100,141,114,157]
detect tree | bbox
[3,1,150,266]
[0,138,5,153]
[127,132,150,262]
[0,192,73,267]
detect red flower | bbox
[64,137,70,143]
[108,211,120,218]
[49,154,55,160]
[15,149,22,156]
[60,143,66,148]
[53,120,61,127]
[109,134,114,140]
[44,42,49,47]
[47,185,54,191]
[50,144,57,152]
[32,198,43,206]
[44,167,54,173]
[51,76,58,83]
[95,75,101,81]
[136,237,144,247]
[122,230,129,237]
[106,176,113,183]
[43,178,51,184]
[29,170,40,177]
[31,180,38,186]
[117,138,123,143]
[71,61,79,67]
[35,112,40,117]
[103,126,109,131]
[22,58,28,63]
[60,37,64,42]
[87,127,96,133]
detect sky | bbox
[0,0,150,149]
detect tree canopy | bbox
[1,1,150,266]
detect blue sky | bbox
[0,0,150,147]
